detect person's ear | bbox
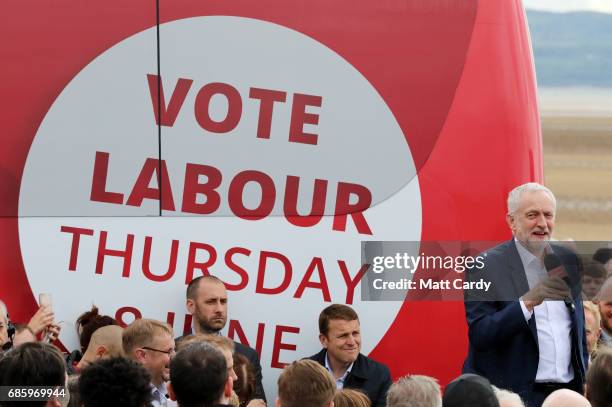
[134,348,147,362]
[319,333,328,348]
[506,213,515,231]
[45,398,61,407]
[223,376,233,398]
[275,397,282,407]
[95,345,107,358]
[167,382,177,401]
[186,298,195,315]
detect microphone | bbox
[543,253,575,313]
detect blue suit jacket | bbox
[462,241,588,406]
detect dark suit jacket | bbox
[462,240,588,407]
[308,349,392,407]
[176,333,266,401]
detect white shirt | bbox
[150,383,168,407]
[324,352,353,389]
[516,240,574,383]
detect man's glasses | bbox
[142,346,175,356]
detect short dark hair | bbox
[319,304,359,336]
[586,349,612,407]
[170,341,228,407]
[593,248,612,265]
[0,342,66,407]
[186,275,225,300]
[584,262,606,279]
[79,357,152,407]
[443,374,499,407]
[277,360,336,407]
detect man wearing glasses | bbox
[123,318,176,407]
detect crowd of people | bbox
[0,288,610,407]
[1,182,612,407]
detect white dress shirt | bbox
[150,382,168,407]
[516,240,574,383]
[324,352,353,389]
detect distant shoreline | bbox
[538,87,612,117]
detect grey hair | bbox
[0,300,8,320]
[598,276,612,301]
[386,375,442,407]
[492,386,525,406]
[507,182,556,215]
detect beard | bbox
[195,316,225,334]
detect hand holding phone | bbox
[38,293,54,342]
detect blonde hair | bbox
[334,389,371,407]
[176,334,234,354]
[493,386,525,407]
[584,301,601,331]
[278,360,335,407]
[122,319,173,356]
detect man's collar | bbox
[514,238,542,266]
[150,382,168,400]
[324,351,354,379]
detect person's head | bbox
[78,325,124,368]
[492,387,524,407]
[597,277,612,334]
[122,319,175,386]
[506,183,556,254]
[233,352,256,406]
[593,247,612,277]
[583,301,601,355]
[443,374,499,407]
[386,375,442,407]
[0,342,67,407]
[0,300,12,350]
[334,389,371,407]
[334,389,370,407]
[586,348,612,407]
[276,360,335,407]
[168,341,232,407]
[186,275,228,334]
[75,305,118,353]
[541,389,590,407]
[78,356,152,407]
[319,304,361,366]
[176,333,238,384]
[582,262,607,300]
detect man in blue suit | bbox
[463,183,588,407]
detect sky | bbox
[523,0,612,13]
